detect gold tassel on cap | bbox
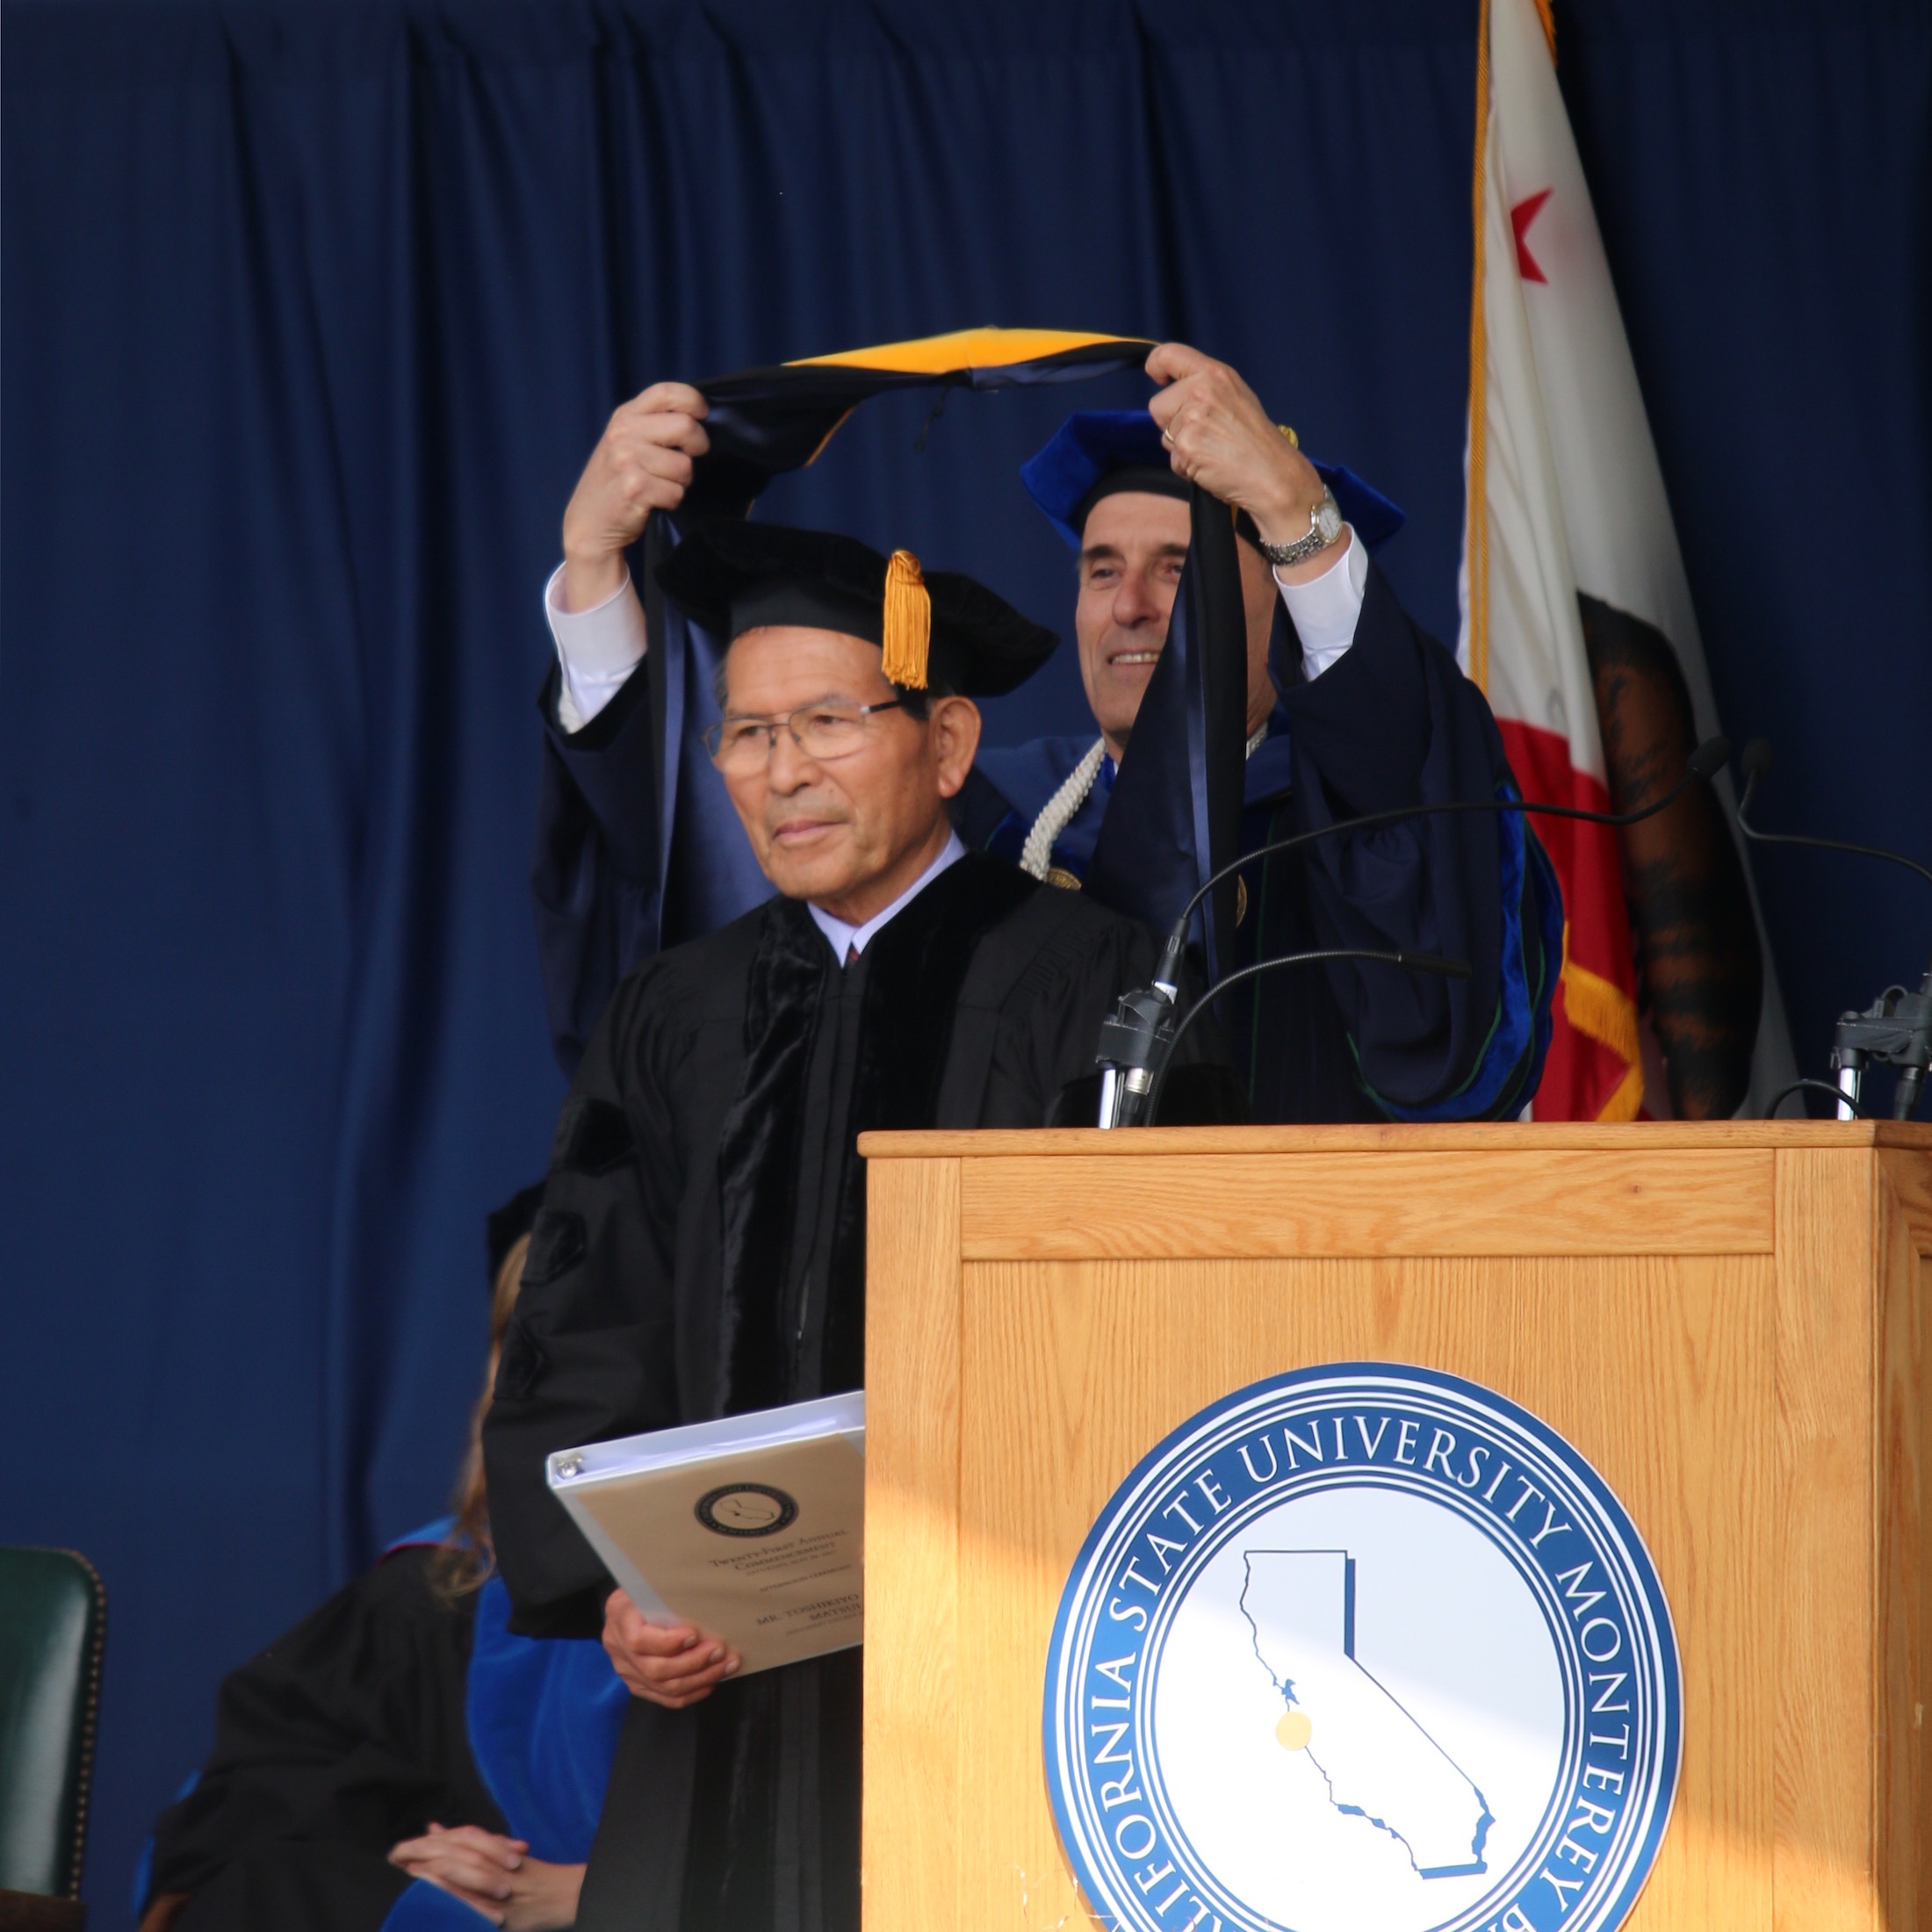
[880,548,931,689]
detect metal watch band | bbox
[1256,487,1342,570]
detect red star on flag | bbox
[1511,187,1553,283]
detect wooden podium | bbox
[858,1121,1931,1932]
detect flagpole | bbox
[1466,0,1493,694]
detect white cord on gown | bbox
[1019,724,1272,883]
[1020,737,1108,881]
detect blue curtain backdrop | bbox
[3,0,1928,1909]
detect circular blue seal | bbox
[1042,1364,1680,1932]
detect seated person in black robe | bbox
[141,1191,629,1932]
[481,522,1236,1932]
[530,347,1557,1124]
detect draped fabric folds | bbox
[4,0,1927,1902]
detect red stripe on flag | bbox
[1498,718,1642,1120]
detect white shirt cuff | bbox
[1274,527,1367,681]
[544,563,647,733]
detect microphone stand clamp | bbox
[1829,970,1931,1121]
[1093,978,1180,1128]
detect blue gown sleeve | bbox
[1276,559,1559,1118]
[460,1579,630,1866]
[383,1879,498,1929]
[530,512,778,1078]
[530,660,660,1079]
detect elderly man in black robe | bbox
[483,520,1232,1932]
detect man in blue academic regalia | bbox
[952,342,1560,1124]
[531,342,1558,1125]
[963,353,1404,893]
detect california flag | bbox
[1460,0,1793,1119]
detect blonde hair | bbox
[430,1230,530,1598]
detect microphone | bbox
[1093,737,1733,1128]
[1733,739,1929,1122]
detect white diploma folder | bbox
[545,1391,864,1676]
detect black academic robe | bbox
[146,1547,505,1932]
[484,854,1227,1932]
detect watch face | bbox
[695,1482,799,1538]
[1315,497,1343,543]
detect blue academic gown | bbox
[962,723,1548,1122]
[1132,567,1559,1126]
[384,1569,631,1928]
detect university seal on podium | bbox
[1042,1364,1680,1932]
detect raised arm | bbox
[532,385,710,1071]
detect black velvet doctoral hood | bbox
[711,855,1034,1416]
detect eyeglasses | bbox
[704,698,908,773]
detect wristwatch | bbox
[1254,487,1343,570]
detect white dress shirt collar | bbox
[806,830,966,962]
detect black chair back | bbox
[0,1548,106,1900]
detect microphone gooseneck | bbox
[1734,739,1932,893]
[1150,734,1733,989]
